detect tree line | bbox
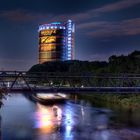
[28,50,140,74]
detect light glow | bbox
[39,20,74,63]
[34,103,62,134]
[40,36,56,44]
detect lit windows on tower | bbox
[38,20,75,63]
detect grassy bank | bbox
[78,93,140,110]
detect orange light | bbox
[40,36,56,44]
[35,103,62,134]
[40,44,56,51]
[40,30,57,36]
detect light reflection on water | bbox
[35,104,62,134]
[0,94,139,140]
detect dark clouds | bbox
[0,0,140,70]
[0,0,112,14]
[78,18,140,37]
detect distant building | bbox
[38,20,75,64]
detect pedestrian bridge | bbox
[0,71,140,93]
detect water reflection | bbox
[63,104,74,140]
[34,103,75,140]
[0,116,1,140]
[1,94,139,140]
[35,104,62,134]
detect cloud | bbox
[72,0,140,22]
[77,18,140,38]
[88,50,131,61]
[77,21,110,29]
[65,0,140,22]
[92,0,140,14]
[0,9,85,23]
[61,0,140,23]
[49,12,91,23]
[0,9,53,22]
[0,58,35,70]
[89,53,109,61]
[0,0,139,23]
[0,0,139,38]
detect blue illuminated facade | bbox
[38,20,75,63]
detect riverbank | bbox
[77,93,140,110]
[111,128,140,140]
[0,89,6,107]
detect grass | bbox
[78,93,140,110]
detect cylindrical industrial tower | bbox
[38,20,75,64]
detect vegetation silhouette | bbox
[29,50,140,74]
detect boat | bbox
[31,93,68,104]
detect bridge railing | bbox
[0,71,140,91]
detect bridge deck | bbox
[5,87,140,93]
[0,71,140,93]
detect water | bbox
[0,94,140,140]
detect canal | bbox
[0,93,140,140]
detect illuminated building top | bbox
[39,22,66,31]
[38,20,75,63]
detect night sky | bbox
[0,0,140,70]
